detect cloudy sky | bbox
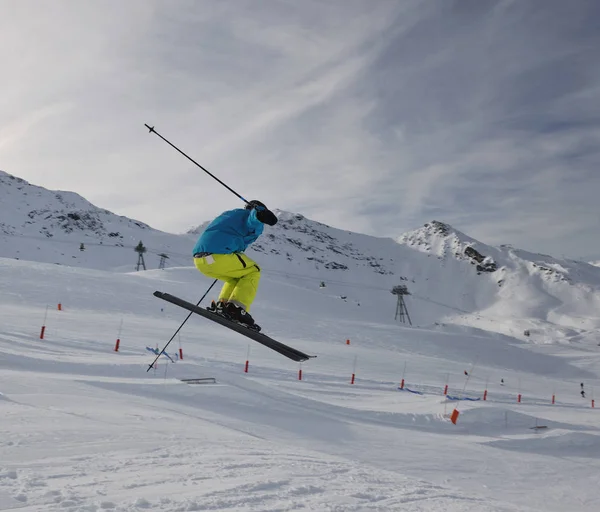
[1,0,599,259]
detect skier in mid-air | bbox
[192,200,277,330]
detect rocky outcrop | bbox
[424,220,450,236]
[464,246,498,273]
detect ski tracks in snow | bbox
[0,435,506,512]
[0,371,521,512]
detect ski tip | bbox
[153,291,164,298]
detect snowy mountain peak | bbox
[0,170,152,240]
[398,220,498,273]
[0,170,188,271]
[274,209,329,228]
[399,220,477,249]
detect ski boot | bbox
[222,303,261,332]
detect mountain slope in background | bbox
[0,170,194,271]
[2,170,600,342]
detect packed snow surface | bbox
[1,258,600,512]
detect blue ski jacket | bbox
[192,208,264,255]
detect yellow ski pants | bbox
[193,253,260,311]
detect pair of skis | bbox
[152,291,315,364]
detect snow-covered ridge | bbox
[0,170,193,270]
[2,170,600,341]
[398,220,498,273]
[0,170,152,240]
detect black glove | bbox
[256,208,278,226]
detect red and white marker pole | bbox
[114,319,123,352]
[399,361,407,389]
[40,305,49,340]
[350,355,357,385]
[178,333,183,360]
[244,344,250,373]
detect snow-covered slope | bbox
[2,170,600,342]
[3,171,600,510]
[0,170,194,271]
[1,257,600,511]
[396,221,600,339]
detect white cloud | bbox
[1,0,599,259]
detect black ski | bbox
[153,291,315,362]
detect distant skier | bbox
[192,200,277,329]
[581,383,586,398]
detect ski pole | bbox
[144,124,249,205]
[146,279,218,372]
